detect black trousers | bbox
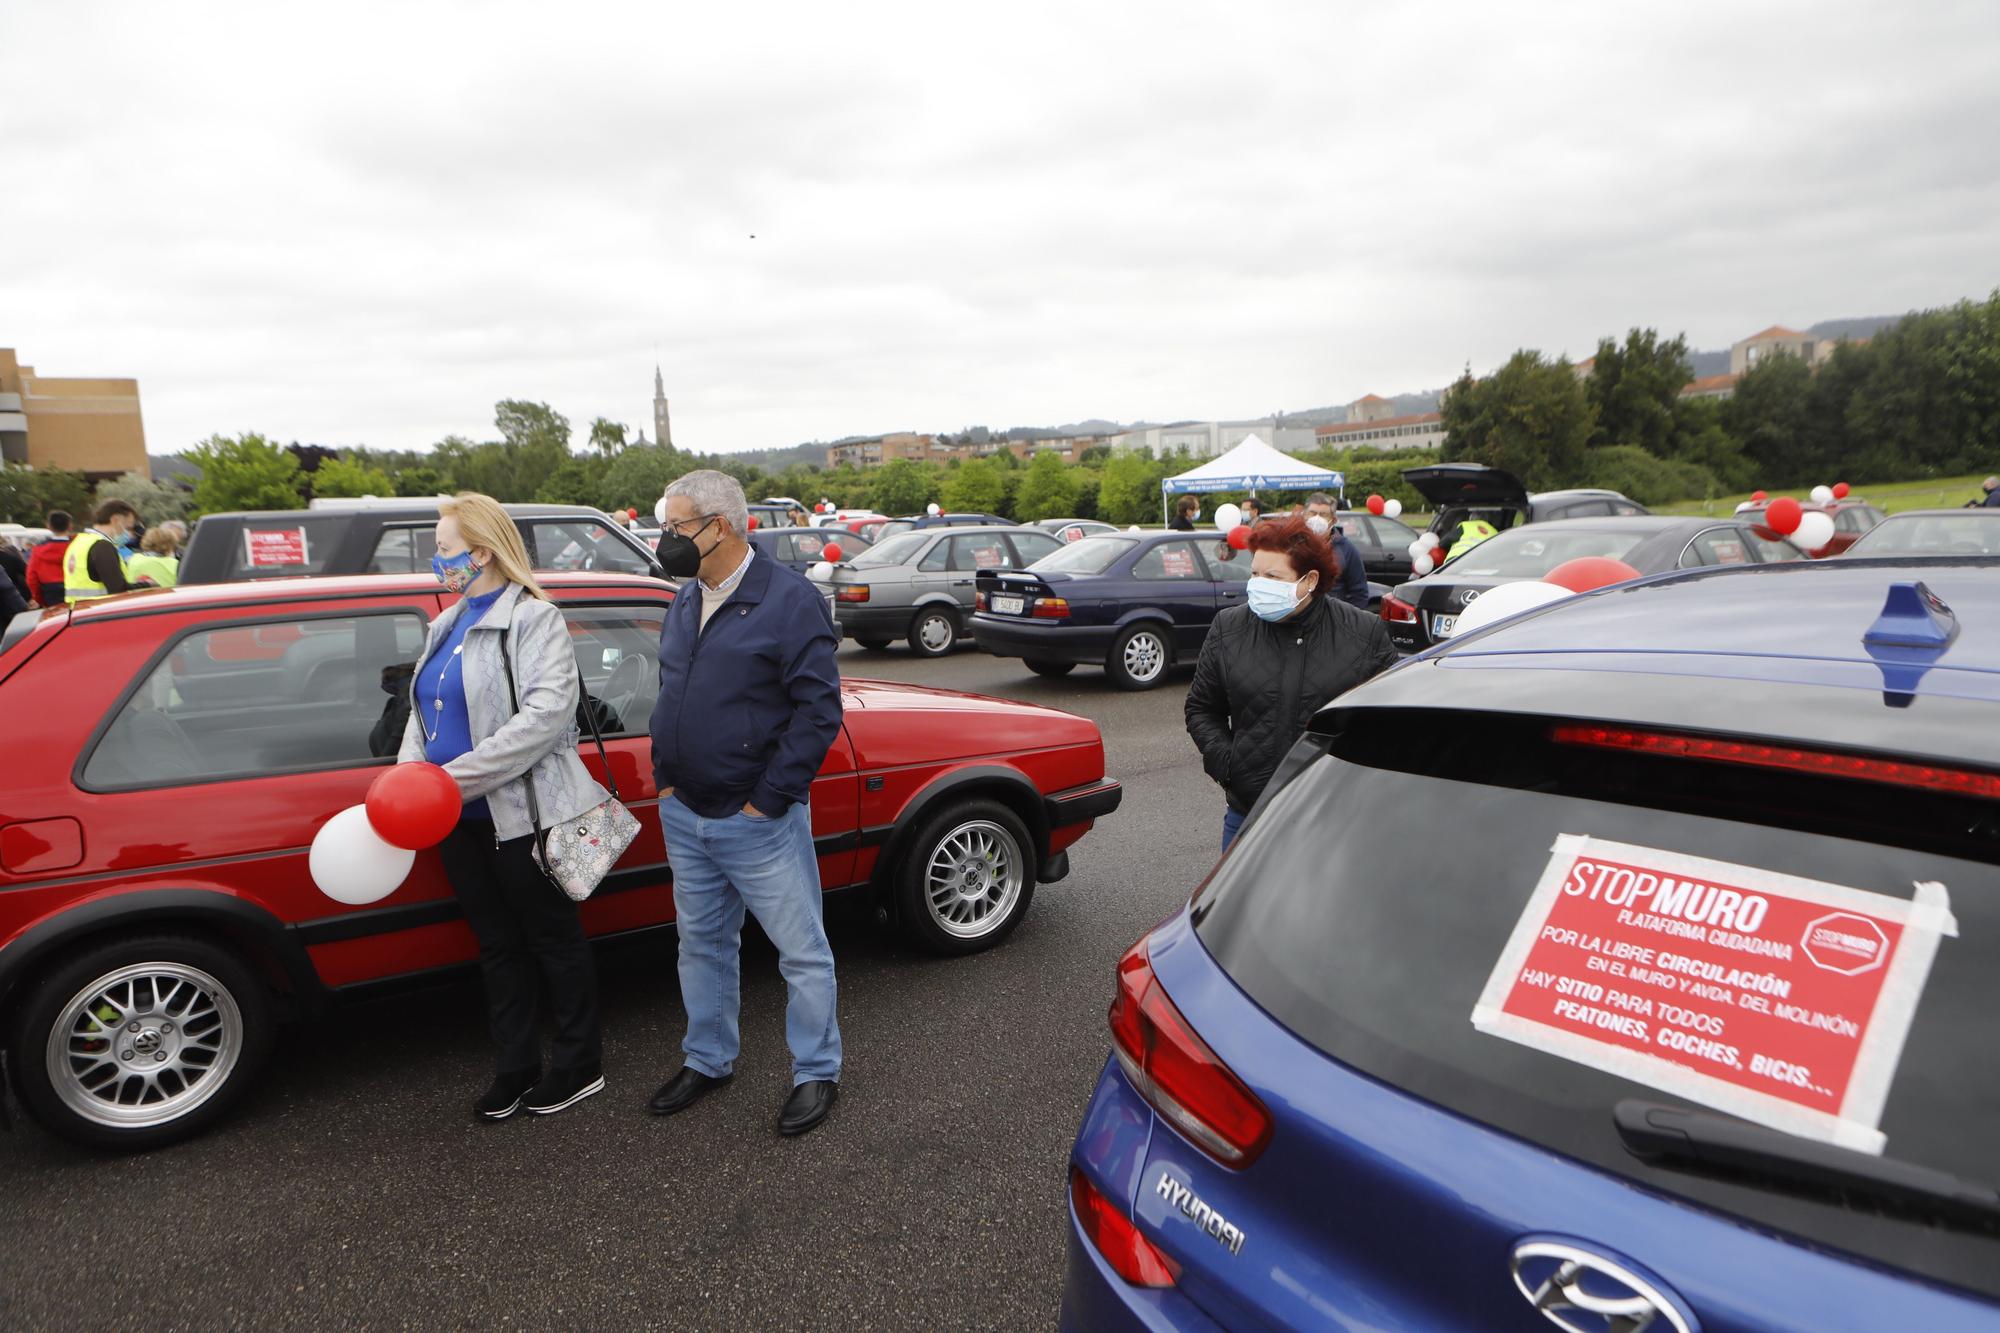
[439,820,603,1075]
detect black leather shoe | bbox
[778,1080,838,1137]
[475,1066,540,1122]
[525,1062,605,1116]
[648,1067,732,1116]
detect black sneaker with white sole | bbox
[525,1063,605,1115]
[475,1067,541,1122]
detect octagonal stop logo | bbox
[1803,913,1890,975]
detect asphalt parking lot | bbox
[0,641,1216,1331]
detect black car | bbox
[1382,514,1801,653]
[746,523,876,575]
[181,502,663,585]
[1401,463,1647,545]
[1336,512,1425,584]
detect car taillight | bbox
[834,585,870,603]
[1032,597,1070,619]
[975,592,987,610]
[1069,1167,1180,1288]
[1381,592,1418,623]
[1551,724,2000,800]
[1109,936,1271,1166]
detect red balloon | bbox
[1751,490,1768,502]
[746,515,759,530]
[822,542,843,562]
[1764,496,1803,535]
[1832,481,1850,499]
[1226,525,1250,550]
[627,508,639,520]
[1544,556,1642,594]
[365,763,462,851]
[1366,493,1386,516]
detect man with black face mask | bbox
[647,471,847,1138]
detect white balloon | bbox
[927,502,942,516]
[653,495,669,524]
[1420,531,1442,551]
[1446,580,1573,638]
[1382,498,1403,519]
[1809,485,1834,505]
[1407,539,1429,561]
[1792,510,1836,553]
[1410,552,1436,577]
[1212,503,1243,532]
[310,805,414,906]
[808,561,834,580]
[1127,524,1142,533]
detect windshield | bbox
[1444,525,1652,577]
[1031,536,1135,575]
[852,532,930,567]
[1850,514,2000,557]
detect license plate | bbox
[1431,613,1458,638]
[992,595,1026,615]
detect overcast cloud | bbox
[5,0,1998,456]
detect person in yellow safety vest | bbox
[63,499,141,606]
[125,525,182,588]
[1445,516,1499,561]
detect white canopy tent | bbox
[1158,434,1343,524]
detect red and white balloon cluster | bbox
[1404,530,1443,576]
[1363,493,1405,520]
[309,764,462,905]
[1212,502,1251,550]
[1445,557,1642,638]
[807,539,847,579]
[1754,481,1849,555]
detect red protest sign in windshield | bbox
[243,527,309,569]
[1473,835,1956,1154]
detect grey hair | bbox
[664,469,749,535]
[1305,491,1332,507]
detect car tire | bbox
[907,606,960,658]
[8,932,274,1152]
[1025,659,1076,677]
[856,637,894,651]
[894,799,1037,955]
[1106,623,1173,691]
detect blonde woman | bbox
[126,525,181,588]
[398,493,609,1120]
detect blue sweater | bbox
[416,586,503,820]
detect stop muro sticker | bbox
[1802,913,1891,976]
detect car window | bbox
[1205,541,1250,581]
[783,530,828,562]
[1851,514,2000,556]
[1132,540,1206,581]
[1857,506,1884,531]
[560,602,669,736]
[1197,711,2000,1301]
[918,539,950,571]
[949,533,1014,571]
[217,515,350,579]
[1834,508,1863,534]
[81,612,429,789]
[1611,501,1646,516]
[1031,536,1135,574]
[1447,526,1653,577]
[1008,531,1061,565]
[854,532,929,567]
[1681,527,1752,568]
[530,520,653,575]
[1557,500,1616,519]
[1744,529,1807,562]
[367,525,438,574]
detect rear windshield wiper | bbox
[1615,1100,2000,1232]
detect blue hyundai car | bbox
[970,532,1386,691]
[1062,558,2000,1330]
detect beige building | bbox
[1316,411,1445,451]
[1679,373,1740,401]
[1345,394,1397,424]
[1729,325,1841,376]
[0,347,148,483]
[826,432,939,468]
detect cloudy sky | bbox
[6,1,1998,457]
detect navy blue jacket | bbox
[649,553,843,819]
[1330,532,1370,609]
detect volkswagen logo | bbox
[1456,587,1482,607]
[1509,1241,1694,1333]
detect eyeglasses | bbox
[666,513,719,537]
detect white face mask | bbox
[1305,515,1331,537]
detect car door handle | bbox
[1221,590,1243,599]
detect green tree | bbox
[394,465,450,498]
[1440,352,1596,490]
[1585,328,1693,456]
[0,465,93,525]
[93,471,193,525]
[186,433,305,516]
[309,454,396,499]
[941,457,1011,514]
[587,417,629,457]
[1721,354,1816,485]
[1013,449,1080,521]
[495,400,572,452]
[868,458,936,515]
[535,454,612,505]
[1095,452,1160,524]
[596,445,691,516]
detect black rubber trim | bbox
[814,825,894,856]
[1043,779,1123,827]
[290,861,672,947]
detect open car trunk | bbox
[1401,463,1531,535]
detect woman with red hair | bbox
[1185,516,1401,850]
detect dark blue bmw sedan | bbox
[1063,558,2000,1330]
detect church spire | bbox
[653,365,672,449]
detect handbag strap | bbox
[497,608,625,809]
[497,624,553,880]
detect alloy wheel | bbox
[924,819,1025,940]
[46,962,243,1130]
[1122,630,1166,683]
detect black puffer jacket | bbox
[1185,597,1401,814]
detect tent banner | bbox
[1163,471,1344,495]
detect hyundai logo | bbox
[1456,588,1482,607]
[1509,1241,1694,1333]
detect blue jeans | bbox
[659,795,842,1085]
[1221,805,1246,851]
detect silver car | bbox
[811,524,1063,656]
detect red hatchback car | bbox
[0,573,1121,1150]
[1736,497,1886,557]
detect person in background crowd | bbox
[788,505,811,528]
[26,510,72,607]
[1186,516,1400,851]
[63,500,139,605]
[1303,492,1371,610]
[1983,477,2000,508]
[1443,513,1499,560]
[1240,496,1263,526]
[0,545,28,621]
[159,519,190,547]
[1169,495,1201,532]
[126,526,182,588]
[0,540,29,604]
[647,469,846,1138]
[399,492,610,1121]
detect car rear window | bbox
[1853,515,2000,557]
[1194,706,2000,1298]
[1446,526,1652,577]
[853,532,929,567]
[212,515,351,579]
[1032,536,1134,574]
